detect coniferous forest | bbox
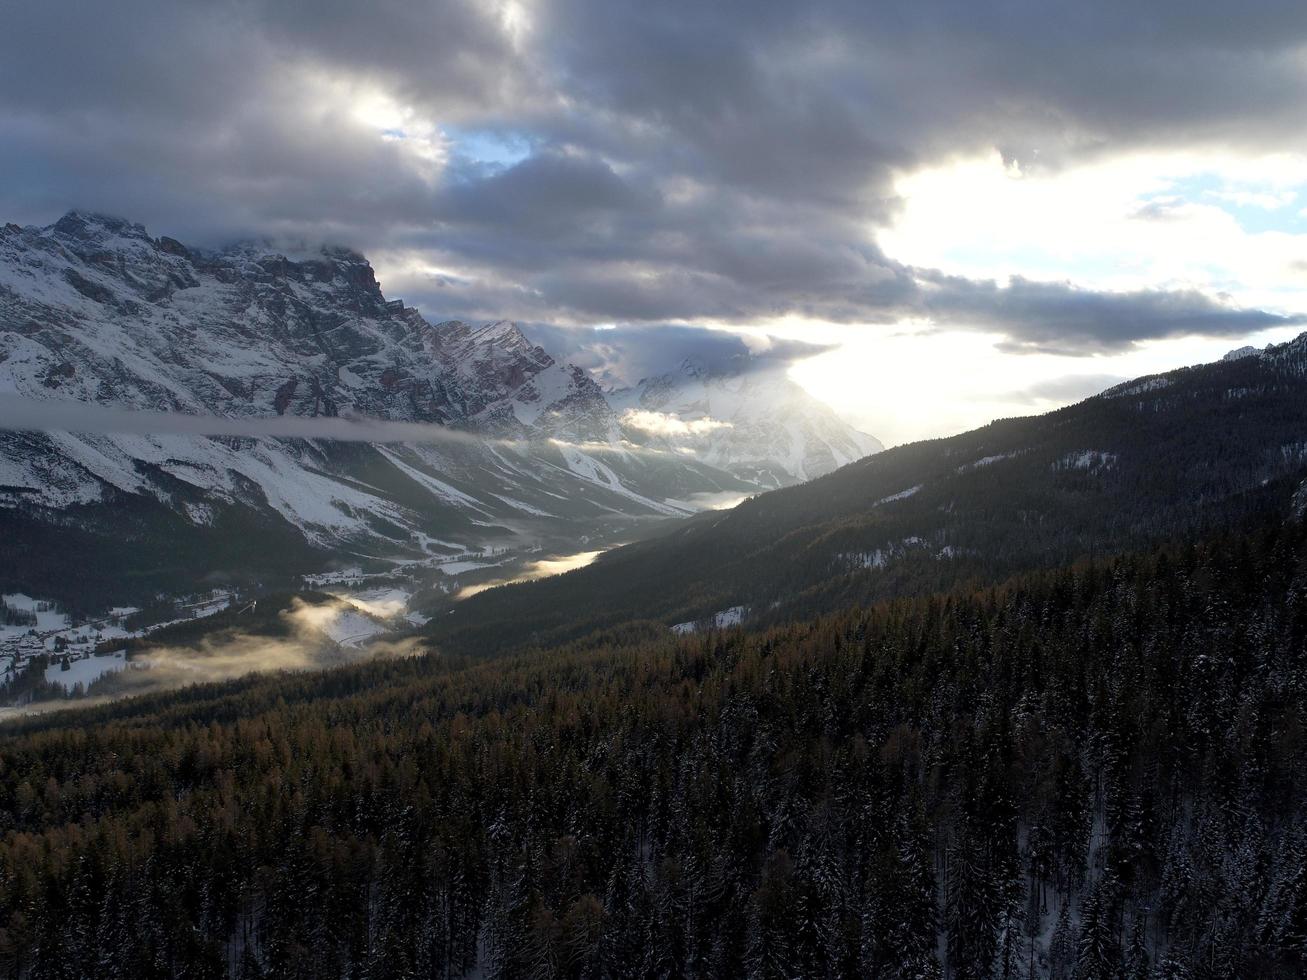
[1,512,1304,978]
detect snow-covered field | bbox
[1057,450,1118,470]
[45,651,126,691]
[316,609,390,649]
[2,593,70,631]
[331,586,411,619]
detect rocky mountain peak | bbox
[676,357,709,379]
[469,319,532,349]
[1222,345,1259,362]
[429,320,555,385]
[49,210,151,244]
[206,240,385,308]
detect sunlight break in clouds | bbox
[784,321,1300,449]
[879,149,1307,313]
[762,148,1307,443]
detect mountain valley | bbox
[0,213,879,616]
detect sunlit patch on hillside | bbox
[457,549,604,598]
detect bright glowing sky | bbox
[4,1,1307,449]
[784,150,1307,444]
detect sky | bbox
[3,1,1307,446]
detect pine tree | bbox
[1122,913,1150,980]
[945,822,1001,980]
[1048,900,1077,980]
[1257,828,1307,963]
[1152,947,1190,979]
[743,851,800,980]
[1074,877,1120,980]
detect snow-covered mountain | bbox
[0,212,880,604]
[612,358,883,489]
[0,212,615,438]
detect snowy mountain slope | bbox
[611,358,883,489]
[0,212,792,604]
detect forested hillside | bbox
[1,511,1304,978]
[427,336,1307,655]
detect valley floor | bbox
[1,534,623,713]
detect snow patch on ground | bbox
[331,586,412,619]
[553,443,687,516]
[1103,376,1172,399]
[439,559,501,575]
[317,609,388,648]
[874,485,921,506]
[1279,442,1307,465]
[376,446,491,513]
[841,536,928,570]
[491,493,555,517]
[45,650,127,691]
[2,594,69,630]
[957,451,1019,473]
[671,605,748,635]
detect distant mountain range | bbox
[612,358,882,489]
[0,212,879,606]
[428,332,1307,653]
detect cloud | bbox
[0,395,489,445]
[996,373,1130,405]
[0,393,741,471]
[921,274,1306,354]
[621,409,732,437]
[1204,188,1297,210]
[2,0,1306,354]
[517,323,835,387]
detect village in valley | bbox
[0,590,241,700]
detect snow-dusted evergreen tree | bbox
[945,818,1002,978]
[1048,900,1077,980]
[744,851,801,980]
[1073,875,1120,980]
[1122,914,1151,980]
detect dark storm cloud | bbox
[521,324,834,387]
[921,275,1307,354]
[2,0,1305,355]
[430,150,662,263]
